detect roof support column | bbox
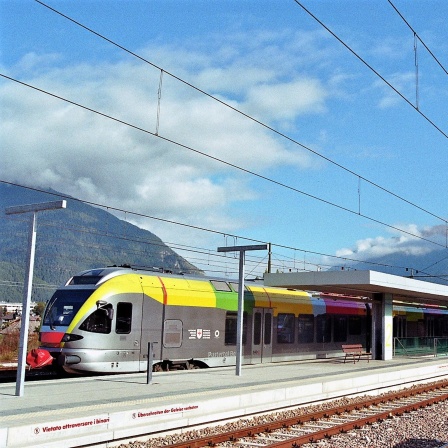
[217,244,267,376]
[372,293,393,360]
[382,293,394,360]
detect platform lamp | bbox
[217,244,267,376]
[5,200,67,396]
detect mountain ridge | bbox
[0,183,201,302]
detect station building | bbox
[264,270,448,360]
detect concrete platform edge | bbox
[2,360,448,448]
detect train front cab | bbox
[39,270,163,373]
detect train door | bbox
[108,296,143,371]
[139,298,164,370]
[251,308,273,363]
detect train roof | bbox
[66,266,369,302]
[67,265,266,287]
[67,265,201,286]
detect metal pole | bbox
[5,200,66,396]
[235,251,245,376]
[147,342,154,384]
[217,244,267,376]
[15,212,37,397]
[267,242,272,274]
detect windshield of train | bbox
[43,289,93,328]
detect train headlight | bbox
[61,333,84,342]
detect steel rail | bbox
[165,380,448,447]
[263,392,448,447]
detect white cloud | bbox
[334,224,445,261]
[0,30,337,245]
[371,37,412,62]
[374,71,415,109]
[12,52,62,74]
[243,78,328,123]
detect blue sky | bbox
[1,0,448,277]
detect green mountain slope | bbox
[0,183,201,302]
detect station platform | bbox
[1,356,448,448]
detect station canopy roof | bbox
[264,270,448,307]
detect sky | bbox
[1,0,448,278]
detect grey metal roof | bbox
[264,270,448,306]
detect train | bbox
[30,266,448,373]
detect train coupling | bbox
[57,353,81,367]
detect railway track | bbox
[0,366,89,382]
[163,380,448,448]
[0,367,58,382]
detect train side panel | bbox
[144,276,241,369]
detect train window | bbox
[440,317,448,337]
[253,312,261,345]
[433,317,441,337]
[210,280,232,292]
[333,316,347,342]
[264,312,272,345]
[229,282,248,292]
[43,290,92,327]
[425,316,436,337]
[316,315,331,343]
[277,313,295,343]
[79,304,112,334]
[225,312,247,345]
[68,276,102,285]
[348,316,362,335]
[116,302,132,334]
[298,314,314,343]
[417,320,425,337]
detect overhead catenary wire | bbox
[32,0,448,226]
[1,75,447,253]
[0,280,59,291]
[2,3,448,280]
[387,0,448,76]
[4,191,447,279]
[387,0,448,112]
[292,0,448,140]
[0,196,362,277]
[3,180,447,284]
